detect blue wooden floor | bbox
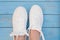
[0,0,60,40]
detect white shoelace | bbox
[40,30,45,40]
[12,31,45,40]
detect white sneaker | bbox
[10,6,28,37]
[29,5,45,40]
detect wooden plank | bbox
[0,2,59,14]
[0,15,59,27]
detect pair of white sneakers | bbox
[10,5,45,40]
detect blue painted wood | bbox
[0,28,12,40]
[0,15,12,27]
[0,2,60,14]
[42,28,60,40]
[0,0,60,1]
[43,15,60,27]
[0,15,59,27]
